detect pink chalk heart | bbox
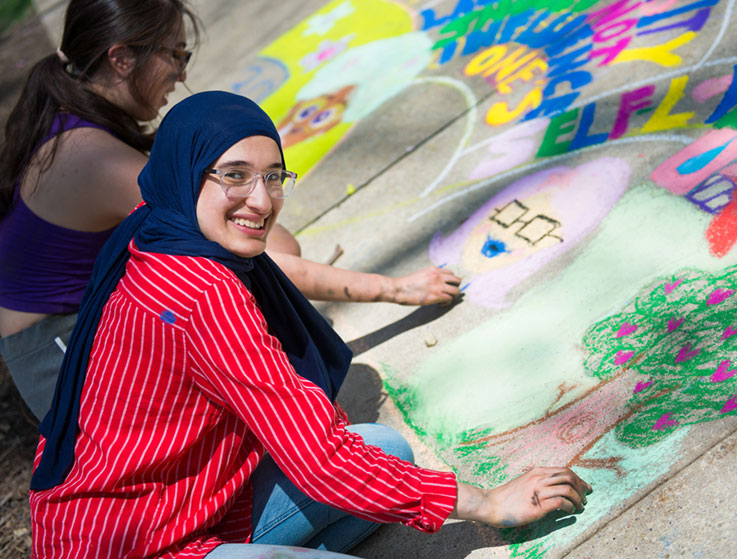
[652,413,679,430]
[723,325,737,340]
[664,278,683,294]
[634,380,653,393]
[720,396,737,414]
[667,317,685,332]
[707,288,735,305]
[711,360,737,383]
[614,350,635,365]
[616,322,638,338]
[675,343,700,364]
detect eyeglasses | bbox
[158,46,192,73]
[204,167,298,199]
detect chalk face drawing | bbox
[277,85,355,149]
[429,157,629,309]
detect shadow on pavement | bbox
[346,297,463,358]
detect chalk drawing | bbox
[239,1,737,556]
[369,181,734,557]
[404,184,723,440]
[256,1,420,177]
[276,85,355,149]
[581,267,737,446]
[429,157,629,309]
[238,0,737,195]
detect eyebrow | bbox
[219,159,283,169]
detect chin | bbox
[228,241,267,259]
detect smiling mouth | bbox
[231,216,265,230]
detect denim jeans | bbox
[206,423,414,559]
[0,312,77,420]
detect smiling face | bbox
[196,135,284,258]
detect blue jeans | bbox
[206,423,414,559]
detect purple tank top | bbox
[0,114,118,313]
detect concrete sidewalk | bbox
[23,0,737,557]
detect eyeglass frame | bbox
[158,46,192,74]
[203,167,298,199]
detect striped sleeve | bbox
[184,275,457,532]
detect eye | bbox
[265,171,286,186]
[311,107,340,128]
[222,169,253,184]
[297,104,320,121]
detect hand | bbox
[390,266,462,306]
[452,468,592,528]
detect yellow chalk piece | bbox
[640,76,695,133]
[346,183,356,195]
[612,31,695,68]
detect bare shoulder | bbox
[23,126,148,231]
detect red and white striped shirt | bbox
[30,243,456,559]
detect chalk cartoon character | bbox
[282,32,433,148]
[277,85,355,148]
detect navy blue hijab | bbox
[31,91,352,491]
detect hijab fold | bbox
[31,91,352,491]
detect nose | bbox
[244,177,272,213]
[178,69,187,82]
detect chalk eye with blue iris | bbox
[481,235,509,258]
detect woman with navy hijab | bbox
[29,91,590,559]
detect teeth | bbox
[232,217,264,229]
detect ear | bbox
[106,44,136,78]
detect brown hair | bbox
[0,0,201,216]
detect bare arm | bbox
[267,251,462,306]
[451,467,592,527]
[22,127,146,232]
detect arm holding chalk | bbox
[269,252,462,306]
